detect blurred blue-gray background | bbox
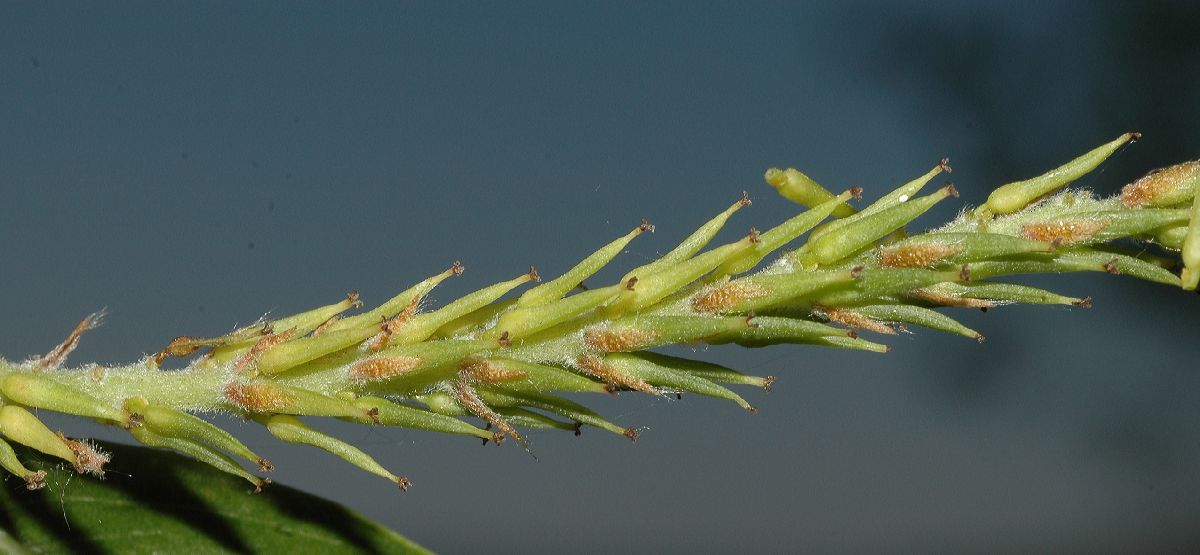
[3,2,1199,552]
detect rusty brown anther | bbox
[312,315,340,337]
[34,310,106,371]
[126,413,144,429]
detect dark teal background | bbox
[2,2,1199,551]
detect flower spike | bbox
[0,133,1192,492]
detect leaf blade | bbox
[0,440,428,555]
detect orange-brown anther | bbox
[124,411,144,429]
[349,356,423,381]
[911,288,996,308]
[400,293,423,319]
[452,382,526,449]
[371,295,421,351]
[34,310,105,370]
[1021,219,1111,244]
[1122,161,1199,207]
[583,327,660,352]
[234,327,297,370]
[307,293,357,336]
[312,315,340,337]
[691,281,770,313]
[459,358,528,383]
[154,335,203,364]
[23,470,46,491]
[58,433,109,476]
[879,243,962,268]
[224,382,296,412]
[818,306,897,335]
[575,354,657,394]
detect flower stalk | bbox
[0,133,1195,492]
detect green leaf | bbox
[0,440,428,554]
